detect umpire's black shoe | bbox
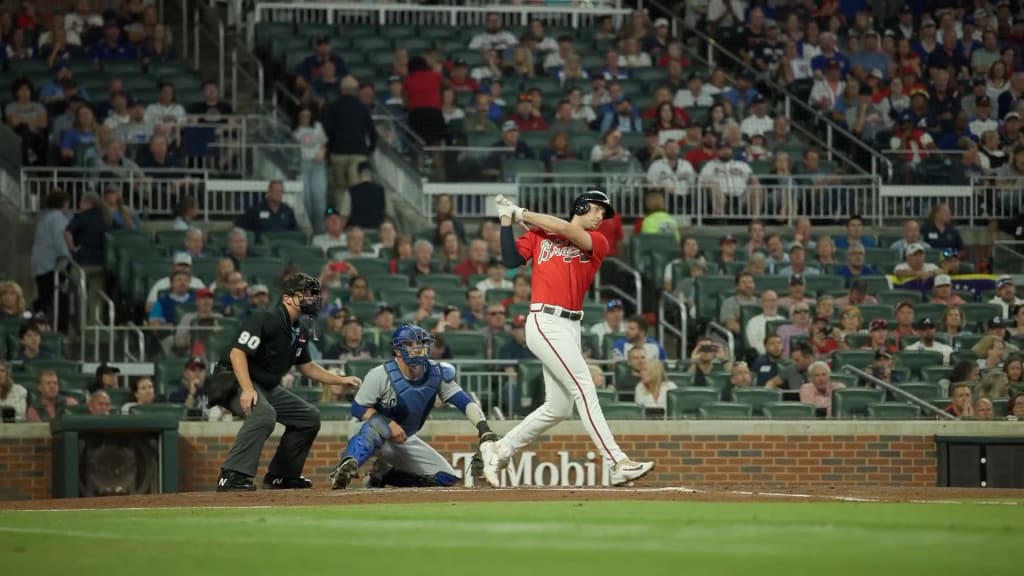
[216,469,256,492]
[262,474,314,490]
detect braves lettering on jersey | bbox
[353,360,460,437]
[516,229,609,310]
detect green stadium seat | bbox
[291,386,322,404]
[913,303,948,323]
[596,388,617,405]
[959,303,1002,326]
[830,373,861,388]
[876,289,922,306]
[666,387,719,419]
[367,274,412,293]
[954,334,983,351]
[831,387,886,418]
[951,350,979,365]
[806,275,845,295]
[416,273,464,290]
[761,401,817,419]
[992,398,1009,418]
[894,350,945,379]
[831,350,876,371]
[319,403,353,421]
[129,403,188,419]
[613,362,639,395]
[856,304,894,322]
[730,388,782,415]
[516,361,545,415]
[601,403,645,419]
[920,365,953,383]
[699,401,753,419]
[485,288,513,305]
[347,258,391,277]
[866,402,921,419]
[344,358,381,381]
[442,331,487,360]
[261,230,308,246]
[893,382,943,401]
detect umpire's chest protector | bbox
[382,360,443,434]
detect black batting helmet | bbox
[572,190,614,219]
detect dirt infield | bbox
[3,484,1021,511]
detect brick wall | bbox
[0,437,53,500]
[0,428,939,499]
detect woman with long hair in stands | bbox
[1009,392,1024,421]
[986,60,1010,101]
[940,306,971,342]
[0,361,28,422]
[438,231,463,272]
[1009,304,1024,337]
[120,377,156,414]
[634,359,677,410]
[1003,355,1024,388]
[973,335,1006,371]
[388,234,413,274]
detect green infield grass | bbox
[1,500,1020,575]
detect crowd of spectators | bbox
[1,0,234,170]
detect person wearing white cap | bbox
[144,251,208,312]
[930,274,967,306]
[988,276,1024,318]
[892,242,940,278]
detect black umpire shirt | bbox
[225,302,311,389]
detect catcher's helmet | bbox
[392,324,434,371]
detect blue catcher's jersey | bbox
[353,359,459,437]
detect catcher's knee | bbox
[434,471,460,487]
[342,421,388,466]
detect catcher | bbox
[329,324,497,488]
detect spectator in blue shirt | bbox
[89,21,138,64]
[39,65,91,106]
[148,270,195,326]
[810,33,851,77]
[721,70,759,117]
[59,104,100,165]
[849,31,891,80]
[611,315,667,363]
[833,215,877,250]
[833,243,880,282]
[297,36,348,93]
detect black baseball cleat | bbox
[216,469,256,492]
[329,457,359,490]
[262,474,314,490]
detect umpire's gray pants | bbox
[222,384,321,478]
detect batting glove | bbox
[495,194,525,223]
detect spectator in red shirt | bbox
[447,59,478,93]
[507,94,548,131]
[656,40,690,68]
[640,86,690,126]
[596,209,624,256]
[404,56,445,145]
[684,125,717,168]
[500,274,531,310]
[453,239,490,284]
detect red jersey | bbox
[515,229,608,310]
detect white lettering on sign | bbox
[451,450,609,487]
[536,239,591,265]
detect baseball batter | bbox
[329,325,497,488]
[480,191,655,486]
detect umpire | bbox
[214,273,361,491]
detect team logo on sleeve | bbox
[537,239,590,264]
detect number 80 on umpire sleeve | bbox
[237,331,261,350]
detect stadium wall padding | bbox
[1,420,1022,499]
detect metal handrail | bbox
[125,322,146,362]
[95,291,116,362]
[658,291,688,360]
[706,321,735,362]
[842,365,955,420]
[644,0,893,181]
[598,257,643,313]
[248,1,633,50]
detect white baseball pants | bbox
[498,308,628,465]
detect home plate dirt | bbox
[3,485,1021,511]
